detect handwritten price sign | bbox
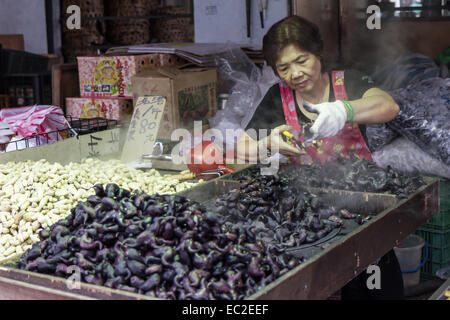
[79,128,121,159]
[121,96,166,163]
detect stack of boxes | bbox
[65,53,187,121]
[66,52,220,142]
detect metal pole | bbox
[45,0,55,54]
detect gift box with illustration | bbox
[65,97,133,121]
[77,54,187,98]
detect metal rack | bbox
[0,128,75,152]
[0,116,120,152]
[376,0,450,20]
[66,116,120,135]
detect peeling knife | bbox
[282,130,305,150]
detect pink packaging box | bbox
[65,97,133,121]
[77,54,186,98]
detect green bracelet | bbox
[341,100,354,123]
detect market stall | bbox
[0,0,449,303]
[0,64,444,300]
[0,150,440,299]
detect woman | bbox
[237,16,399,163]
[237,16,404,300]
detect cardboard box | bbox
[65,97,133,121]
[132,67,217,139]
[77,54,186,98]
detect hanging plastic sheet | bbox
[367,52,447,153]
[371,52,441,91]
[209,45,280,150]
[366,123,399,152]
[372,137,450,179]
[387,77,450,166]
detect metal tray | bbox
[0,175,439,300]
[429,277,450,300]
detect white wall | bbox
[194,0,289,49]
[0,0,48,54]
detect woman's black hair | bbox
[263,16,325,73]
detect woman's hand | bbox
[235,125,305,162]
[261,125,306,157]
[306,101,348,140]
[306,89,400,140]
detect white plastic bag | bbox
[0,105,71,152]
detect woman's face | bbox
[275,44,322,94]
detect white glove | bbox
[306,101,348,139]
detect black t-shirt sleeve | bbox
[339,69,377,100]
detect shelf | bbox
[1,72,51,77]
[389,5,449,11]
[361,4,450,21]
[350,15,450,22]
[382,16,450,21]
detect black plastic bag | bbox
[386,78,450,165]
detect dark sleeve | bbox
[343,69,378,100]
[245,84,286,140]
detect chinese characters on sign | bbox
[85,129,121,158]
[80,128,121,159]
[88,135,102,158]
[108,130,120,153]
[121,96,166,163]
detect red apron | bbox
[280,70,372,164]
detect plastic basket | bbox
[415,228,450,278]
[427,246,450,262]
[422,178,450,231]
[416,228,450,248]
[1,49,49,75]
[421,259,450,279]
[420,272,437,280]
